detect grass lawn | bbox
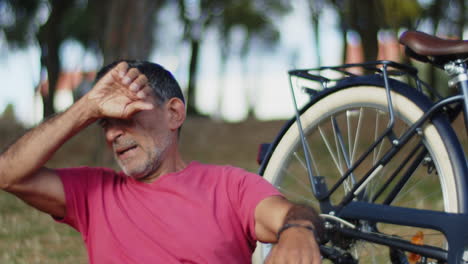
[0,112,466,263]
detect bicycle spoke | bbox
[331,117,344,173]
[278,164,313,194]
[332,116,354,191]
[347,110,353,162]
[292,150,322,186]
[392,171,438,206]
[375,138,387,164]
[292,152,309,175]
[303,138,321,177]
[396,186,442,208]
[351,108,364,164]
[321,120,354,192]
[318,125,344,175]
[354,240,381,262]
[346,110,362,199]
[276,186,318,206]
[332,116,356,185]
[364,173,382,202]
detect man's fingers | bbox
[109,63,149,95]
[136,90,146,99]
[130,75,148,92]
[123,101,154,118]
[115,62,129,78]
[133,101,154,111]
[122,68,141,85]
[133,85,151,99]
[104,62,129,83]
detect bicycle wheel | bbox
[256,80,465,263]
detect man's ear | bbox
[166,98,186,131]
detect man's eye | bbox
[98,119,108,128]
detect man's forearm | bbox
[0,98,96,189]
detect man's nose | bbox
[105,123,124,143]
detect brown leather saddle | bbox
[399,31,468,67]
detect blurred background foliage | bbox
[0,0,466,118]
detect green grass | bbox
[0,192,87,264]
[1,110,466,263]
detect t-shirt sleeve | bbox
[53,167,99,239]
[225,166,283,242]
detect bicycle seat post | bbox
[444,60,468,134]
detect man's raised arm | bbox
[0,62,153,218]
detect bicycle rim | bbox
[260,85,460,263]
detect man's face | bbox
[99,101,173,180]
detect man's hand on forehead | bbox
[114,62,149,98]
[85,62,154,120]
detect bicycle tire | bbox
[254,76,466,263]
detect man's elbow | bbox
[0,161,12,190]
[0,162,23,192]
[0,172,17,191]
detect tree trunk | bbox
[455,0,465,39]
[312,16,321,67]
[95,0,162,65]
[214,48,229,121]
[341,29,348,64]
[186,39,201,115]
[332,1,348,64]
[41,43,60,118]
[349,0,381,63]
[357,29,378,63]
[428,0,443,97]
[308,2,322,66]
[38,0,72,118]
[243,60,255,120]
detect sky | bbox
[0,46,41,125]
[0,0,343,125]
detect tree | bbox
[1,0,166,118]
[0,0,41,50]
[216,1,291,118]
[177,0,290,115]
[1,0,59,117]
[87,0,165,65]
[319,0,421,64]
[345,0,384,63]
[307,0,327,66]
[37,0,75,117]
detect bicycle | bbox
[253,31,468,263]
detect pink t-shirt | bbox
[55,161,281,263]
